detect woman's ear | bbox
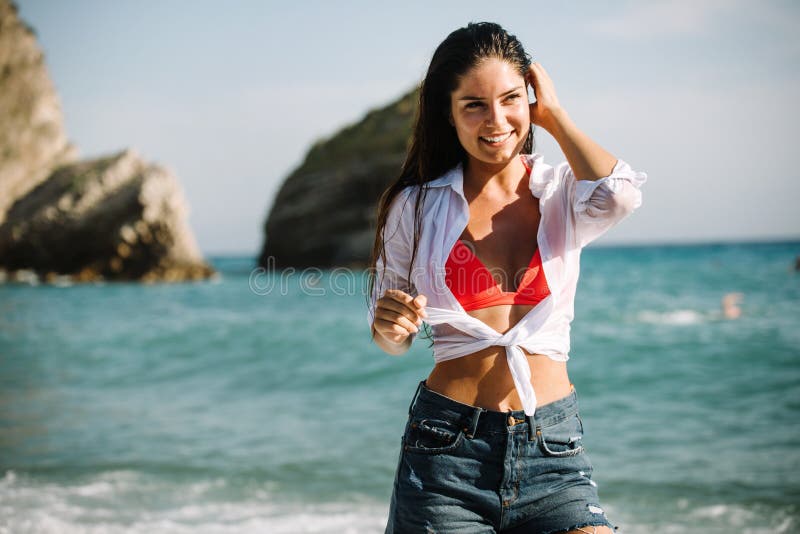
[447,111,454,127]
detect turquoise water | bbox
[1,241,798,533]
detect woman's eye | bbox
[466,102,483,109]
[506,93,521,101]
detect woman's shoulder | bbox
[395,183,422,207]
[385,184,421,229]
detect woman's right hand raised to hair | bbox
[372,289,428,346]
[526,62,564,133]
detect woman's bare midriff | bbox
[424,305,573,412]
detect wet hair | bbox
[367,22,535,344]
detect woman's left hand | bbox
[526,62,564,132]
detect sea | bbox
[1,240,798,533]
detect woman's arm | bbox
[526,62,647,248]
[542,108,618,182]
[527,62,617,181]
[367,187,426,355]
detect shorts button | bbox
[507,415,516,426]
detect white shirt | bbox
[367,153,647,417]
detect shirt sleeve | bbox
[560,158,648,249]
[367,185,419,344]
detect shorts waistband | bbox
[407,379,580,440]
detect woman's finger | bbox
[373,313,419,338]
[383,289,427,322]
[526,64,537,89]
[376,290,428,325]
[377,301,422,329]
[372,318,414,346]
[412,294,428,318]
[526,62,563,128]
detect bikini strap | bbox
[520,154,531,173]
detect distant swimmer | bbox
[794,255,800,272]
[721,292,743,319]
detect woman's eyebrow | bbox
[457,86,525,101]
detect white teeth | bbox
[480,132,512,143]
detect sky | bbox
[15,0,800,255]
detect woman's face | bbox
[449,57,529,168]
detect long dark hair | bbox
[367,22,534,342]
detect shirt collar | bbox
[426,162,464,195]
[425,153,553,200]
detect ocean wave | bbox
[635,309,718,325]
[0,469,387,534]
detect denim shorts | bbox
[385,380,620,533]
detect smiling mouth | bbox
[479,131,513,144]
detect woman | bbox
[367,22,646,533]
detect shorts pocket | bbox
[402,416,465,455]
[537,412,585,458]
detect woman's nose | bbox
[485,102,504,126]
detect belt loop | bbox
[408,380,425,417]
[527,415,537,442]
[464,406,482,439]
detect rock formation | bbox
[0,0,76,223]
[259,88,418,269]
[0,0,214,283]
[0,149,214,282]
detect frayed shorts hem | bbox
[539,519,620,534]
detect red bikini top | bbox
[444,156,551,311]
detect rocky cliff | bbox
[0,0,214,283]
[0,0,76,224]
[258,88,418,269]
